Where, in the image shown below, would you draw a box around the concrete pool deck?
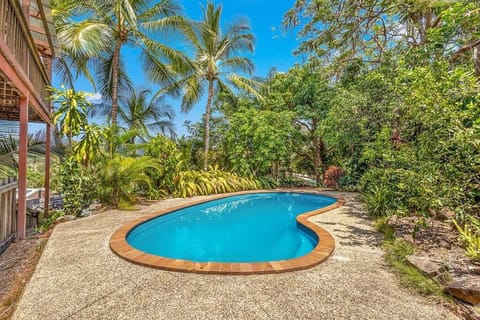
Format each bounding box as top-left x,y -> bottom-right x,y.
13,191 -> 459,319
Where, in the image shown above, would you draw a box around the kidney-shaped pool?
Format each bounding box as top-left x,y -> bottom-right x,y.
110,191 -> 342,274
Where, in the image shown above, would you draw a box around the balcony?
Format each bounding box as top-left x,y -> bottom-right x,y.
0,0 -> 54,123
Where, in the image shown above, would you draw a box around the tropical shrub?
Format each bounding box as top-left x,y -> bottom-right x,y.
27,170 -> 44,188
95,156 -> 161,209
323,166 -> 344,189
173,167 -> 268,198
278,176 -> 307,188
143,135 -> 181,193
59,157 -> 92,216
360,168 -> 434,217
256,176 -> 279,189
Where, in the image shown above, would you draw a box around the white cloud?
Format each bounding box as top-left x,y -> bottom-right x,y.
86,92 -> 103,103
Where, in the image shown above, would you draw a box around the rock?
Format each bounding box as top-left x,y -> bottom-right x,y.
438,209 -> 455,221
55,215 -> 75,222
447,277 -> 480,305
88,203 -> 102,211
79,209 -> 91,217
403,234 -> 415,244
469,266 -> 480,275
388,215 -> 399,225
406,255 -> 447,276
428,208 -> 455,221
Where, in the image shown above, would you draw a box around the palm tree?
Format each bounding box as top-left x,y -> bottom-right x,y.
53,0 -> 191,126
118,88 -> 175,142
178,2 -> 262,170
48,86 -> 91,151
0,132 -> 48,177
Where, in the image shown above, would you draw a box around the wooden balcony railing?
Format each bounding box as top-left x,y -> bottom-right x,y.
0,177 -> 17,254
0,0 -> 51,113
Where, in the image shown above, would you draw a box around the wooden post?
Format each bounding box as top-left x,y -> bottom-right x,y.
17,96 -> 29,239
44,122 -> 51,217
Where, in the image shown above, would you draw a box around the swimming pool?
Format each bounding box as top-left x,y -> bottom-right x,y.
110,191 -> 343,274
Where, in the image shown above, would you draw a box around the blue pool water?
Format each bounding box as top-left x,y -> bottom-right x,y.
127,192 -> 336,262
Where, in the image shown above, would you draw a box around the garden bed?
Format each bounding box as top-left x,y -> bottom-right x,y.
386,215 -> 480,319
0,234 -> 49,320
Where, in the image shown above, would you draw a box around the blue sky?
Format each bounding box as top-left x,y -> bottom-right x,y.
52,0 -> 301,136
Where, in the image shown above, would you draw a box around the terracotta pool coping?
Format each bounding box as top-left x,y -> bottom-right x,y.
109,190 -> 345,275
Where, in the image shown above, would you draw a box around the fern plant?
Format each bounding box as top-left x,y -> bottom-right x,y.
453,215 -> 480,260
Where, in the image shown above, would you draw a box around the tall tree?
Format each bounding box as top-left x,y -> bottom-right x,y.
178,2 -> 262,170
283,0 -> 480,72
53,0 -> 190,126
266,65 -> 333,186
118,88 -> 176,142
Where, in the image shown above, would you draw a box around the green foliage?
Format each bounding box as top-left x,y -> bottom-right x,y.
0,132 -> 48,178
52,0 -> 189,125
59,157 -> 90,216
374,217 -> 395,242
278,176 -> 307,188
266,65 -> 333,185
38,210 -> 65,233
256,176 -> 279,189
453,216 -> 480,260
118,88 -> 175,142
95,156 -> 161,209
48,85 -> 91,149
224,107 -> 295,179
72,124 -> 105,166
375,217 -> 445,296
143,135 -> 181,193
27,170 -> 44,188
175,1 -> 261,170
283,0 -> 480,70
361,186 -> 397,218
173,167 -> 266,198
360,168 -> 434,217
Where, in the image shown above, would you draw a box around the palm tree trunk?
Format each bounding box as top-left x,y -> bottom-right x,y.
111,40 -> 122,126
203,80 -> 214,171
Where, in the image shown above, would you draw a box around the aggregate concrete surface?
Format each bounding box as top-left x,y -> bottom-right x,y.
12,191 -> 459,320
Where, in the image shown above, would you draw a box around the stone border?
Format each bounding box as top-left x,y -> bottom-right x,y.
110,190 -> 345,275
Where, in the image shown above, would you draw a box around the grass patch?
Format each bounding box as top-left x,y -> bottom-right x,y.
374,217 -> 395,241
375,217 -> 446,297
383,239 -> 445,296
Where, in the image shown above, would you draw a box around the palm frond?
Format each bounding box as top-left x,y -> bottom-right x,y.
94,55 -> 133,115
220,57 -> 254,75
57,21 -> 114,57
181,75 -> 204,112
138,0 -> 181,20
227,74 -> 265,102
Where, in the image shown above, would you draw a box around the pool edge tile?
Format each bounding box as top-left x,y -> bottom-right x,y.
109,189 -> 344,275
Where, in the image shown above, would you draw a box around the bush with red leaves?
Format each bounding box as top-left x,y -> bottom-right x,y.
323,166 -> 344,189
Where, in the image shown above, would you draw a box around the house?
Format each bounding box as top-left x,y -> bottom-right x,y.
0,0 -> 56,244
